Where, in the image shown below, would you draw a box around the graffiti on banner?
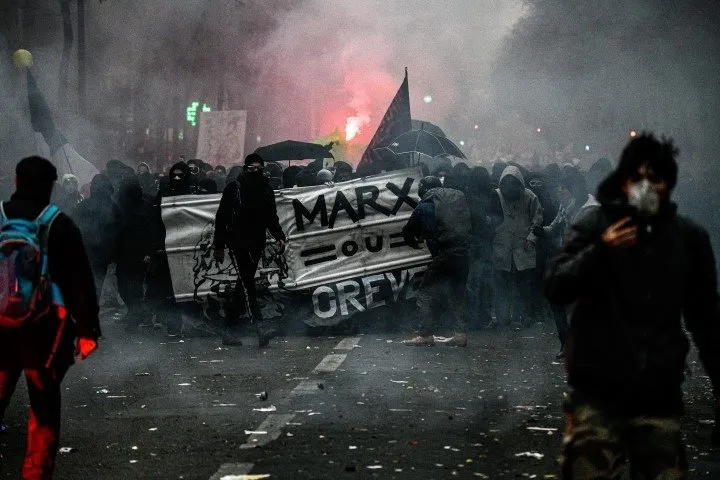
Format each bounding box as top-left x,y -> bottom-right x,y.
161,167 -> 431,326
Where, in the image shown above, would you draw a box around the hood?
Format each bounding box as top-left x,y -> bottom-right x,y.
137,162 -> 151,173
169,161 -> 190,177
499,165 -> 525,188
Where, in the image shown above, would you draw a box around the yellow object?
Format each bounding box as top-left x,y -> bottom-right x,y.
13,49 -> 33,68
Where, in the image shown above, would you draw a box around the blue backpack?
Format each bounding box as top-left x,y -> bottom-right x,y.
0,203 -> 65,328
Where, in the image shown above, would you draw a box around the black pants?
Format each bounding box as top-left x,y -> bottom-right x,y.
552,304 -> 569,349
494,265 -> 535,326
226,246 -> 264,328
146,255 -> 183,333
417,254 -> 469,337
117,260 -> 146,325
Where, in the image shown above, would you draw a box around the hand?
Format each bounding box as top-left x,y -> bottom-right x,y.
214,247 -> 225,264
525,239 -> 536,251
275,239 -> 287,254
602,216 -> 638,249
76,337 -> 97,360
143,255 -> 151,265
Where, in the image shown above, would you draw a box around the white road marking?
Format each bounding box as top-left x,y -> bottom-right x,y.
312,353 -> 347,373
334,336 -> 361,350
291,380 -> 321,395
240,414 -> 296,449
208,463 -> 254,480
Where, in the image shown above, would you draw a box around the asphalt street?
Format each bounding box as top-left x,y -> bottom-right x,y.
1,311 -> 719,479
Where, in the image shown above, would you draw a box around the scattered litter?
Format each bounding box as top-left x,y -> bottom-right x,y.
255,391 -> 269,401
213,403 -> 237,407
515,451 -> 545,460
178,383 -> 191,386
134,373 -> 150,377
58,447 -> 75,453
366,465 -> 383,470
253,405 -> 277,412
96,389 -> 109,394
390,380 -> 408,384
244,430 -> 268,435
106,396 -> 127,399
527,427 -> 558,435
286,432 -> 293,437
389,408 -> 412,412
317,383 -> 325,390
699,419 -> 715,425
349,445 -> 358,450
359,371 -> 368,375
308,412 -> 322,416
148,428 -> 157,432
386,340 -> 393,343
129,460 -> 138,464
131,446 -> 138,450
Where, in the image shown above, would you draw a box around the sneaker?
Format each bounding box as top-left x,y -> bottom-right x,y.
402,335 -> 435,346
445,333 -> 468,347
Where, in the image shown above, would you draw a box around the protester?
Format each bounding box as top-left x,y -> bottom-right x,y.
491,165 -> 543,328
72,174 -> 120,295
137,162 -> 150,175
54,173 -> 84,214
333,161 -> 353,183
115,176 -> 154,333
160,161 -> 195,197
282,165 -> 302,188
265,162 -> 283,190
213,153 -> 287,347
401,176 -> 471,347
0,156 -> 100,479
545,133 -> 720,478
465,167 -> 496,329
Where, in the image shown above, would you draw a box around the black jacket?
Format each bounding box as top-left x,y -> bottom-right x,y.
545,180 -> 720,415
213,175 -> 285,251
0,193 -> 101,369
73,191 -> 120,268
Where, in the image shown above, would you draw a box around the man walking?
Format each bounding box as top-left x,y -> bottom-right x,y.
0,156 -> 100,479
402,176 -> 471,347
545,134 -> 720,479
214,154 -> 286,347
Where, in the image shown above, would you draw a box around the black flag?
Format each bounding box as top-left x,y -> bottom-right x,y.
359,68 -> 411,168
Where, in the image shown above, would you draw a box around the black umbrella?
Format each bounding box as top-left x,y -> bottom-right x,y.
377,129 -> 467,160
411,119 -> 447,137
254,140 -> 334,162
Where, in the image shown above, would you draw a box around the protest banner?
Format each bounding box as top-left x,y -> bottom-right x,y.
196,110 -> 247,165
161,167 -> 431,326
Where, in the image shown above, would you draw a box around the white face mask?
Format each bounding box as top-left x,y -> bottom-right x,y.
439,176 -> 445,186
628,179 -> 660,217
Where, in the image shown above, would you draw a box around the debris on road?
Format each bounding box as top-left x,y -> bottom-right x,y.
254,391 -> 269,401
58,447 -> 76,453
526,427 -> 558,434
244,430 -> 268,435
253,405 -> 277,412
134,372 -> 150,377
515,451 -> 545,460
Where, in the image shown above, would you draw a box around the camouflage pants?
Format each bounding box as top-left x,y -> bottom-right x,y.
561,391 -> 688,480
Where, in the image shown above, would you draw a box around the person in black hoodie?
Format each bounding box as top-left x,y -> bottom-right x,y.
116,177 -> 154,333
213,154 -> 287,347
73,174 -> 120,295
0,156 -> 100,479
545,134 -> 720,478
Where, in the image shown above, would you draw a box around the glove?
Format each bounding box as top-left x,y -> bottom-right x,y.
713,406 -> 720,446
76,338 -> 97,360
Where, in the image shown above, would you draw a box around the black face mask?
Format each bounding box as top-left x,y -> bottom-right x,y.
500,182 -> 523,201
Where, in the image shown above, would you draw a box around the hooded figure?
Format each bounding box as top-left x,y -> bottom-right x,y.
545,133 -> 720,477
490,165 -> 543,328
115,177 -> 154,332
54,173 -> 84,214
160,161 -> 194,197
213,153 -> 287,347
401,176 -> 471,347
72,174 -> 121,293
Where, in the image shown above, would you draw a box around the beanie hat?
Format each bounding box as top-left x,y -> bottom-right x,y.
244,153 -> 265,166
316,169 -> 333,184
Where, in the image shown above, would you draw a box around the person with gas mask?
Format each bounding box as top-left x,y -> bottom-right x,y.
545,133 -> 720,479
213,154 -> 287,347
160,161 -> 195,197
490,165 -> 543,329
401,176 -> 471,347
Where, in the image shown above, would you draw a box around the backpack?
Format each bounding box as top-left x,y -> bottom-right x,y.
429,188 -> 472,248
0,203 -> 65,328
